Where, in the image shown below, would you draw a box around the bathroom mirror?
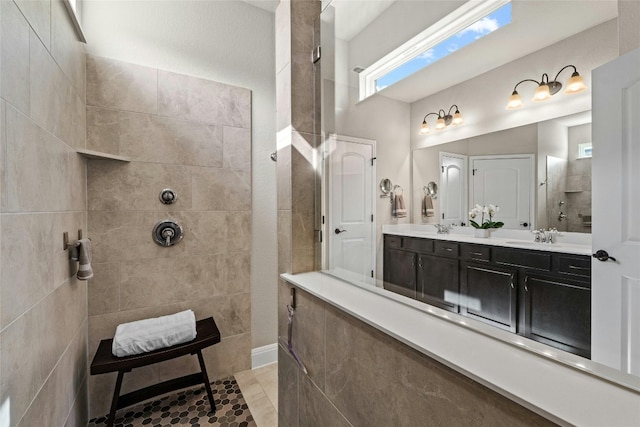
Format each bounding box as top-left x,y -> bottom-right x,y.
319,0 -> 640,388
412,111 -> 592,232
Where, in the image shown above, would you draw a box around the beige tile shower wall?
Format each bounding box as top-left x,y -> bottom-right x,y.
565,123 -> 592,233
0,0 -> 88,426
85,55 -> 252,418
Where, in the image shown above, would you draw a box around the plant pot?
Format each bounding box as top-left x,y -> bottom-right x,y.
474,228 -> 490,238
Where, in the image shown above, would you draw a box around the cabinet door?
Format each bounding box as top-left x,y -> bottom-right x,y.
522,273 -> 591,358
383,248 -> 416,299
417,254 -> 459,312
460,262 -> 517,332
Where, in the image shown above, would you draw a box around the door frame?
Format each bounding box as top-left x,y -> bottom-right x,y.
323,133 -> 377,284
469,154 -> 536,230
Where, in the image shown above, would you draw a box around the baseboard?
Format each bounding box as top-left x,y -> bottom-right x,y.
251,343 -> 278,369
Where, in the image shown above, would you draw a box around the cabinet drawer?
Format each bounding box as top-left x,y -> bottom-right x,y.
384,235 -> 402,249
434,241 -> 459,258
494,247 -> 551,271
404,237 -> 434,253
557,255 -> 591,279
460,244 -> 491,262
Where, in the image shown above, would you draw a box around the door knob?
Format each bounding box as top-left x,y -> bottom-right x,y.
592,250 -> 617,262
334,228 -> 347,234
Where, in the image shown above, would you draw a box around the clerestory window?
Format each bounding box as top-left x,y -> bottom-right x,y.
359,0 -> 512,100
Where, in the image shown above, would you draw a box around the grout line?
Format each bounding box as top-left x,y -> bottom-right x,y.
84,104 -> 250,130
62,370 -> 89,427
0,275 -> 83,334
3,96 -> 82,153
13,317 -> 88,427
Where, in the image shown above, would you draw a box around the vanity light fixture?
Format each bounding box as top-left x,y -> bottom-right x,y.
506,65 -> 587,110
419,105 -> 463,135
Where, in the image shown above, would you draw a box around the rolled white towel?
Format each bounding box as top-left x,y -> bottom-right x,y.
112,310 -> 197,357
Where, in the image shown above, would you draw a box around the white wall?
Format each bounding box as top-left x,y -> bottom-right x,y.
619,0 -> 640,55
82,0 -> 277,349
334,89 -> 411,282
328,31 -> 411,282
568,123 -> 592,162
410,19 -> 618,150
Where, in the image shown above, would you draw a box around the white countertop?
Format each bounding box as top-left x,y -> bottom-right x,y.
383,224 -> 592,256
281,271 -> 640,427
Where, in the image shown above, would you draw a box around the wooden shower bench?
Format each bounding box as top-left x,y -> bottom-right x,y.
90,317 -> 221,427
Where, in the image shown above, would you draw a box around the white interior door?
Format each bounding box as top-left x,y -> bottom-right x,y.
439,153 -> 467,226
592,48 -> 640,375
470,155 -> 534,230
328,135 -> 375,285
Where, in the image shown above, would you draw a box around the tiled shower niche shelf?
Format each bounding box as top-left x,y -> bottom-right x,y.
77,149 -> 131,162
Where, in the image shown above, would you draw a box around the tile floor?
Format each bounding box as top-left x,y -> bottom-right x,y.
86,364 -> 278,427
234,363 -> 278,427
87,377 -> 255,427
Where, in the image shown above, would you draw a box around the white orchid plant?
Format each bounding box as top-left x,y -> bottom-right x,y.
469,204 -> 504,229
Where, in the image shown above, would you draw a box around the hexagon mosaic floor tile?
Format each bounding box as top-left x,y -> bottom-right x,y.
88,377 -> 256,427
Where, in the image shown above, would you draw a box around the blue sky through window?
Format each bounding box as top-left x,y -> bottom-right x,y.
375,3 -> 512,91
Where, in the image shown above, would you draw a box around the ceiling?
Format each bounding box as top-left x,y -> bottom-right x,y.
330,0 -> 619,104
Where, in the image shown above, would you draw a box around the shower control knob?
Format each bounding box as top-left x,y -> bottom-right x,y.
152,220 -> 184,247
159,189 -> 178,204
161,228 -> 175,246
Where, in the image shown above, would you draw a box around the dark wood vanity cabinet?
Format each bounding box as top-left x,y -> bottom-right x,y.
460,262 -> 517,333
417,254 -> 459,312
383,247 -> 417,299
383,234 -> 592,358
521,272 -> 591,358
383,236 -> 458,312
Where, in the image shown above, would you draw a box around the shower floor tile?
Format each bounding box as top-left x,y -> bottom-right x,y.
88,376 -> 255,427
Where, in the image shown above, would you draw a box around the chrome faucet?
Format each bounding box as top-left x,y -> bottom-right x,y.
532,228 -> 559,243
434,224 -> 452,234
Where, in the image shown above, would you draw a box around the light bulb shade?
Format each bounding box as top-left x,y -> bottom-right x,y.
419,121 -> 430,135
506,91 -> 523,109
564,72 -> 586,94
435,117 -> 446,130
532,83 -> 552,102
452,111 -> 463,125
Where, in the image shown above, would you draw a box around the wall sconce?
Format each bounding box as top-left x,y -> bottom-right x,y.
419,105 -> 463,135
506,65 -> 587,110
